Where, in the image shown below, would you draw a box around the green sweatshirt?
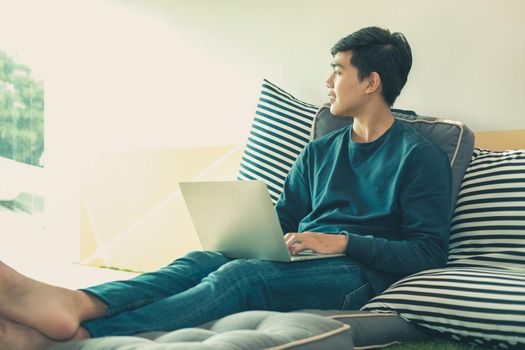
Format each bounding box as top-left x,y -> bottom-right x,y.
275,120 -> 452,294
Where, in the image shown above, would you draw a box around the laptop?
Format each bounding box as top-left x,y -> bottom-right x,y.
179,180 -> 344,262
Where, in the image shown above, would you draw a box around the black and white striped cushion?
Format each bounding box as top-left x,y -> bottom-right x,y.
363,267 -> 525,349
448,149 -> 525,270
237,79 -> 318,202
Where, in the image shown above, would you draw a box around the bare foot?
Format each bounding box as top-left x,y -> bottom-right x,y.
0,316 -> 91,350
0,260 -> 105,340
0,316 -> 58,350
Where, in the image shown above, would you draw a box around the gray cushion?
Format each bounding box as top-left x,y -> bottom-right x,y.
48,311 -> 353,350
47,310 -> 426,350
301,310 -> 428,348
311,105 -> 475,214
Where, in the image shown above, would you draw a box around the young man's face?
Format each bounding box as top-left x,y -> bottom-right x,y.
325,51 -> 369,117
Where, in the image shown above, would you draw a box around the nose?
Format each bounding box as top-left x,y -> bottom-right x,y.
325,73 -> 334,88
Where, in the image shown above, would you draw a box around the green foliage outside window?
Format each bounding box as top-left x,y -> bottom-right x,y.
0,49 -> 44,167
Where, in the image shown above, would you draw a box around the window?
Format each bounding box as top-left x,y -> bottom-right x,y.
0,49 -> 44,214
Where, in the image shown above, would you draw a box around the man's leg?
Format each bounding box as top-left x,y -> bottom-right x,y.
0,251 -> 230,340
82,251 -> 231,316
82,257 -> 372,337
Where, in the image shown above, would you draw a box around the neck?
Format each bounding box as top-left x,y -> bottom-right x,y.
351,103 -> 395,143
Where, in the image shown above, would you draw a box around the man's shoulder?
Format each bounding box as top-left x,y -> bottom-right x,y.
393,121 -> 449,165
395,121 -> 440,151
309,125 -> 350,149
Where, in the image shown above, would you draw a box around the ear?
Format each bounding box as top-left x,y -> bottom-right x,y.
365,72 -> 381,94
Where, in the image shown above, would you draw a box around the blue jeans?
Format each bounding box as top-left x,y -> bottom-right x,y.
81,251 -> 373,337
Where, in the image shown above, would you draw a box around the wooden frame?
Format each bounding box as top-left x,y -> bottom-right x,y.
474,129 -> 525,150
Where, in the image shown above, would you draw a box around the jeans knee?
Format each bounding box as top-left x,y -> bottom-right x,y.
212,259 -> 262,286
170,251 -> 228,265
184,250 -> 219,260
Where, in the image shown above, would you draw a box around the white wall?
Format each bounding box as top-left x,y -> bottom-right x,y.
4,0 -> 522,155
2,0 -> 524,151
110,0 -> 525,135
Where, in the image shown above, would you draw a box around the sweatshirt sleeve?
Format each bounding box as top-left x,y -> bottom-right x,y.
345,145 -> 452,275
274,147 -> 313,234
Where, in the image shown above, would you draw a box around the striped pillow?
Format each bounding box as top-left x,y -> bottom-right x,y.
448,148 -> 525,271
362,267 -> 525,349
237,79 -> 319,203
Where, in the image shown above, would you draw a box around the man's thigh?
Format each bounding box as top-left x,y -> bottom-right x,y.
249,257 -> 373,311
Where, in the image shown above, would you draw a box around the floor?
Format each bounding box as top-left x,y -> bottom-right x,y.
0,209 -> 137,289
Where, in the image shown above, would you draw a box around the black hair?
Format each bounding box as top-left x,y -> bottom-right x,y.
331,26 -> 412,106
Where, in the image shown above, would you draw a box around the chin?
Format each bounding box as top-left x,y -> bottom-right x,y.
330,104 -> 352,117
329,104 -> 341,116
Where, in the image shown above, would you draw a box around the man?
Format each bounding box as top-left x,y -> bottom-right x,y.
0,26 -> 451,350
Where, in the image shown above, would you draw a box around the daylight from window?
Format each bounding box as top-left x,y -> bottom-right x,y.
0,48 -> 44,213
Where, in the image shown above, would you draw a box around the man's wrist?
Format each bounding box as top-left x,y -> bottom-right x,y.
338,230 -> 349,252
338,230 -> 349,238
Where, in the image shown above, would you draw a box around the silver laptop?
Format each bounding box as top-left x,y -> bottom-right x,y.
179,180 -> 344,262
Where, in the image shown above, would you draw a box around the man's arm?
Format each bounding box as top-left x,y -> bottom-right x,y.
345,146 -> 452,275
274,147 -> 313,234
